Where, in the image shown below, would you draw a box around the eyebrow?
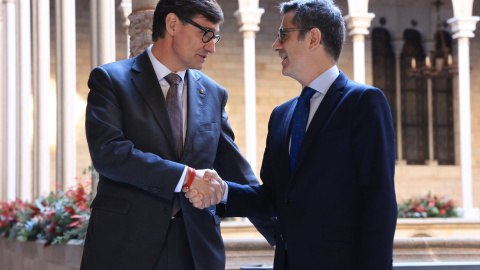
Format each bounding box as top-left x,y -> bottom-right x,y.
202,23 -> 220,33
208,27 -> 220,33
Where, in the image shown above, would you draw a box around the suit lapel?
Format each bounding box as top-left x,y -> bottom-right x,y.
130,50 -> 177,156
182,70 -> 205,161
291,72 -> 348,177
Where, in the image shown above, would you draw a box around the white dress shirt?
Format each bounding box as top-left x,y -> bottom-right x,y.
147,46 -> 229,201
147,46 -> 188,192
289,65 -> 340,151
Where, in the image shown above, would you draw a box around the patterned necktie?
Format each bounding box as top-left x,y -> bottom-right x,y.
290,87 -> 316,174
165,73 -> 183,218
164,73 -> 183,158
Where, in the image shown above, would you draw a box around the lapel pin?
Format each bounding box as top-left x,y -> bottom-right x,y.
200,89 -> 204,94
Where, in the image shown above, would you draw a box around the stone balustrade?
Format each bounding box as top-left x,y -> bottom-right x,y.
222,218 -> 480,239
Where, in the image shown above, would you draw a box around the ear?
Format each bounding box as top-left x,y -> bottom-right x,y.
165,13 -> 179,37
308,28 -> 322,51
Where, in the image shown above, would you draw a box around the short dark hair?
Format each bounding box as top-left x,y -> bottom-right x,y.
280,0 -> 346,62
152,0 -> 224,42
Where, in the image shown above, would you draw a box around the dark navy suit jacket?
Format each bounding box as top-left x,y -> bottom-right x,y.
224,72 -> 397,270
81,50 -> 275,270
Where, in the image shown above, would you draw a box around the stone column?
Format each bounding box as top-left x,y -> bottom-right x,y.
32,0 -> 51,197
0,1 -> 4,202
97,0 -> 116,65
344,13 -> 375,84
393,41 -> 405,165
426,77 -> 436,165
234,8 -> 264,174
424,42 -> 437,166
89,0 -> 117,194
90,0 -> 98,68
120,0 -> 132,58
0,1 -> 5,202
16,0 -> 32,201
2,0 -> 17,201
129,0 -> 156,57
55,0 -> 76,191
447,15 -> 480,218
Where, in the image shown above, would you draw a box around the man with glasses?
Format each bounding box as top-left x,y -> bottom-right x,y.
187,0 -> 397,269
81,0 -> 275,269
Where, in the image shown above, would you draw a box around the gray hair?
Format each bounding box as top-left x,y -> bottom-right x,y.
279,0 -> 346,62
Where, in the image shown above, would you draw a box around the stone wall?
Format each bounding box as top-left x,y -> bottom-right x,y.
469,0 -> 480,209
0,238 -> 83,270
394,238 -> 480,263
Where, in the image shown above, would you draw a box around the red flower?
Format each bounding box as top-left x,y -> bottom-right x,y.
64,206 -> 76,215
46,211 -> 55,220
45,222 -> 58,234
29,206 -> 41,218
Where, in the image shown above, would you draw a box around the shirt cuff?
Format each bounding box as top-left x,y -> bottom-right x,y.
174,166 -> 188,192
221,182 -> 229,204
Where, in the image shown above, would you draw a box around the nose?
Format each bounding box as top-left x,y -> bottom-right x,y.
205,39 -> 216,54
272,37 -> 282,51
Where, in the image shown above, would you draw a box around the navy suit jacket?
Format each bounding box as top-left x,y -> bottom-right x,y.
224,72 -> 397,270
81,50 -> 275,270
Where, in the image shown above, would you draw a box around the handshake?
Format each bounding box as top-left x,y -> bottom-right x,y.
182,169 -> 226,209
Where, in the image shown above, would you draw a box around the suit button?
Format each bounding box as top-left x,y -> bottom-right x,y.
163,207 -> 171,215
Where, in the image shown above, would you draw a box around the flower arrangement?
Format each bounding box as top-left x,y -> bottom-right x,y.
0,184 -> 92,246
397,192 -> 459,218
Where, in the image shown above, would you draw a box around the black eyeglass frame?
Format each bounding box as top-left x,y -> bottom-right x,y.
277,27 -> 312,44
183,19 -> 221,44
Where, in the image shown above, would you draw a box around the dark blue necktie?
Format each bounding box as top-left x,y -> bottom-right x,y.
290,87 -> 316,174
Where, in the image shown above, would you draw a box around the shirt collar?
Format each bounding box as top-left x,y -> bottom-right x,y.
307,65 -> 340,94
147,45 -> 186,83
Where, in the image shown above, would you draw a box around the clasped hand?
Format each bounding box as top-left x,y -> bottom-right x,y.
182,169 -> 225,209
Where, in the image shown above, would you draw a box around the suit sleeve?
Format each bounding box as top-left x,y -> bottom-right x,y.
212,89 -> 277,246
86,67 -> 185,202
351,88 -> 397,269
222,105 -> 281,220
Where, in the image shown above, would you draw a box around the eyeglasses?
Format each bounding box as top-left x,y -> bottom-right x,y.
184,19 -> 221,44
277,28 -> 311,44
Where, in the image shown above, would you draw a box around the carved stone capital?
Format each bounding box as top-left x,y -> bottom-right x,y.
344,13 -> 375,36
233,8 -> 265,32
128,10 -> 154,58
447,16 -> 480,39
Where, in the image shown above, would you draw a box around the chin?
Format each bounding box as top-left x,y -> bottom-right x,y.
193,63 -> 204,70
